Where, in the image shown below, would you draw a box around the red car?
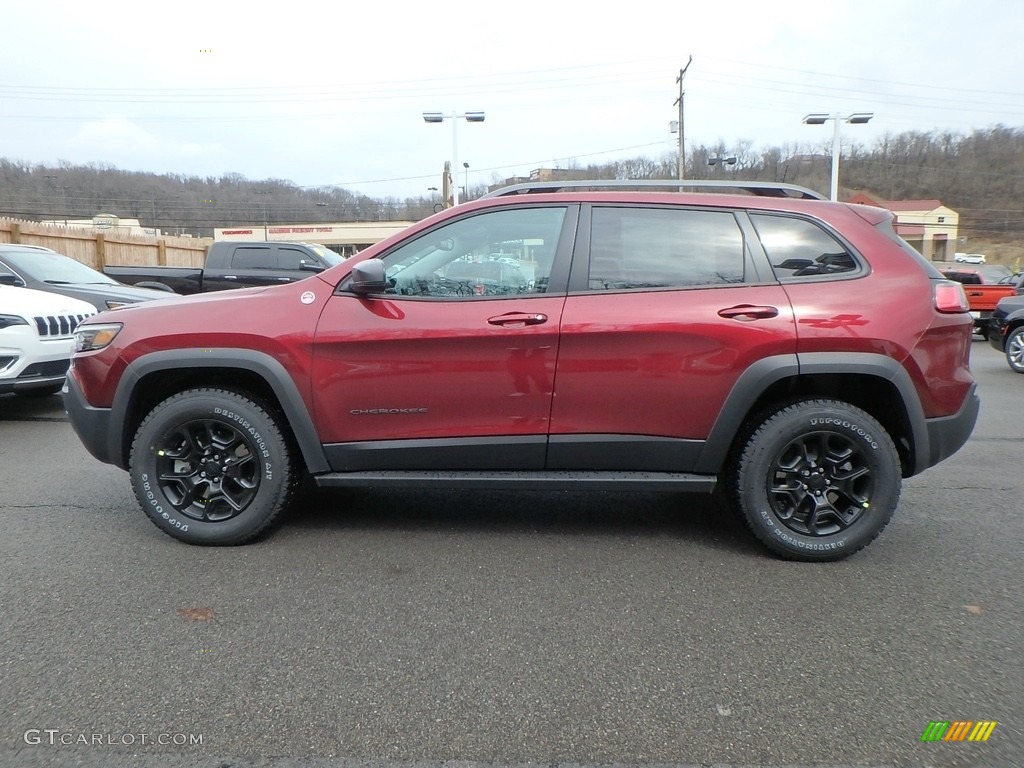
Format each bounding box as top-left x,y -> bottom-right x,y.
64,180 -> 979,561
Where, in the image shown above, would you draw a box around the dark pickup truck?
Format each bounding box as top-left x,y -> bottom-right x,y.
105,241 -> 343,295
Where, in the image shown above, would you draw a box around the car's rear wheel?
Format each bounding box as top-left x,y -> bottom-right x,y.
1005,326 -> 1024,373
730,400 -> 900,561
129,388 -> 297,545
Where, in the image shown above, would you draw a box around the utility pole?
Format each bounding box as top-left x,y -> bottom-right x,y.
675,56 -> 693,182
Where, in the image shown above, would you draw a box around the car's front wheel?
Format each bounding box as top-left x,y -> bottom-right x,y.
129,388 -> 297,545
1005,326 -> 1024,374
730,400 -> 901,561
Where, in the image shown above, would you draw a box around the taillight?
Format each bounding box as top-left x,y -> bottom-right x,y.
934,280 -> 969,313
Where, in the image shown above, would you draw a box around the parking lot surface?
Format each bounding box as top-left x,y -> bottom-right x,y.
1,341 -> 1021,768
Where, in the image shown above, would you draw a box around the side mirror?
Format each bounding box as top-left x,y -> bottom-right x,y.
348,259 -> 388,294
300,260 -> 325,273
0,273 -> 24,287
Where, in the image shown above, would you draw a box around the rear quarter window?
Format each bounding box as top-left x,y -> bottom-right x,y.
230,246 -> 274,269
750,214 -> 862,280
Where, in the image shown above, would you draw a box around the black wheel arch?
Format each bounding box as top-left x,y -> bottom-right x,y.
696,353 -> 927,478
107,348 -> 329,474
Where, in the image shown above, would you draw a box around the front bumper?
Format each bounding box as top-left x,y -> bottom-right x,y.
62,373 -> 117,466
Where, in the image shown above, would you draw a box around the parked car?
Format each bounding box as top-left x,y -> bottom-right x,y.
0,245 -> 172,312
997,271 -> 1024,292
0,285 -> 95,396
954,252 -> 986,264
64,179 -> 979,562
987,292 -> 1024,373
104,241 -> 343,295
940,268 -> 1018,336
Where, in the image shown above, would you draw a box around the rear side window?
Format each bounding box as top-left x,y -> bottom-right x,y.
750,214 -> 860,280
588,207 -> 745,291
230,246 -> 274,269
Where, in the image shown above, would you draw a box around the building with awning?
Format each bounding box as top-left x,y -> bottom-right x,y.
849,194 -> 959,262
213,221 -> 415,256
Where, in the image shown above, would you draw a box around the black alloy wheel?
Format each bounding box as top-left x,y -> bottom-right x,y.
153,418 -> 261,522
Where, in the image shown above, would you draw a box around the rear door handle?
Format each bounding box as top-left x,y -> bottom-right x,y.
487,312 -> 548,327
718,304 -> 779,320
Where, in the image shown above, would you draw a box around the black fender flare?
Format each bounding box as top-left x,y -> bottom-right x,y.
695,352 -> 928,476
107,348 -> 329,473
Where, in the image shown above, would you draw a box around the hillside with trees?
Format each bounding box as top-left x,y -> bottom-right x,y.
1,125 -> 1021,260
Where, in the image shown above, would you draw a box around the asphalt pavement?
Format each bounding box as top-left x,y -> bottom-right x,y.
0,340 -> 1020,768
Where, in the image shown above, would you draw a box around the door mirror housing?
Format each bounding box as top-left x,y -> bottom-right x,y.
348,259 -> 388,294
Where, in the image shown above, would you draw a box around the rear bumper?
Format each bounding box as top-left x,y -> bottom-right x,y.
922,382 -> 979,472
62,373 -> 117,466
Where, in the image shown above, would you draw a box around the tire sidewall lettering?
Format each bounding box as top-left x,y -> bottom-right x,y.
213,407 -> 271,458
807,417 -> 879,450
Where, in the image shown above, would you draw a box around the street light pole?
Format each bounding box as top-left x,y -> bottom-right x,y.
422,111 -> 485,207
463,162 -> 470,200
803,112 -> 874,201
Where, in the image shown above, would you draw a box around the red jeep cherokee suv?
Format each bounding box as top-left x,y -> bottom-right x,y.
64,181 -> 979,561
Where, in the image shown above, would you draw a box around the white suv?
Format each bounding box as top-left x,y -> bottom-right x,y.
954,252 -> 987,264
0,285 -> 95,396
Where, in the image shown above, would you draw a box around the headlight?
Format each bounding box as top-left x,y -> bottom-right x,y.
0,314 -> 30,330
105,299 -> 133,309
74,323 -> 122,352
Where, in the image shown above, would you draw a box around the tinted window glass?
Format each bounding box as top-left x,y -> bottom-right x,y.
278,248 -> 315,271
750,214 -> 859,279
381,207 -> 566,298
231,247 -> 274,269
588,207 -> 744,291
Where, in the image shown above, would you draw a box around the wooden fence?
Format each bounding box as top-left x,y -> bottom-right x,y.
0,218 -> 210,270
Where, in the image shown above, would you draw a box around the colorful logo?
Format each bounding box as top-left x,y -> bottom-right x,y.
921,721 -> 998,742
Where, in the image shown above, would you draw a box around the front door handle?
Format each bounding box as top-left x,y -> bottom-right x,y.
487,312 -> 548,327
718,304 -> 779,320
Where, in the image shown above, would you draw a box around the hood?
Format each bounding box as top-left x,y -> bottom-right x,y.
0,284 -> 96,318
30,280 -> 173,310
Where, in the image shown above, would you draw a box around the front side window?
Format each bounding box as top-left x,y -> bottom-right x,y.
381,207 -> 566,298
750,214 -> 860,279
278,248 -> 317,271
587,207 -> 745,291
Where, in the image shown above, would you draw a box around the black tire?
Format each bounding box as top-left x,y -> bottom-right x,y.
1005,326 -> 1024,374
729,399 -> 901,562
129,388 -> 297,545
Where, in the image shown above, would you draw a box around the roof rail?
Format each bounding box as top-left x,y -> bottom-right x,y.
481,179 -> 826,201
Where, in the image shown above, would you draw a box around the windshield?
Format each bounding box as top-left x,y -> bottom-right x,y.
2,248 -> 117,284
306,243 -> 343,266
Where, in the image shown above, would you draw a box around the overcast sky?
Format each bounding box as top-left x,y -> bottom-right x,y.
2,0 -> 1022,200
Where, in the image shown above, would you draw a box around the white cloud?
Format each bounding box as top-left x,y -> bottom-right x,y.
64,117 -> 222,172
